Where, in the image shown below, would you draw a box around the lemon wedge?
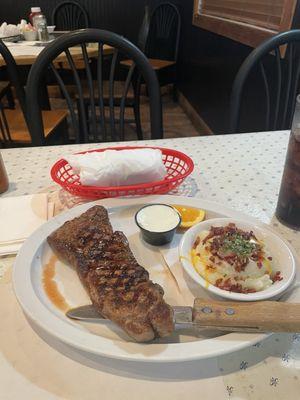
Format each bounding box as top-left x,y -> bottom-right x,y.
172,205 -> 206,228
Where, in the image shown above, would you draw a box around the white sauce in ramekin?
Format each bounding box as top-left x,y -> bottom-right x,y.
136,205 -> 180,232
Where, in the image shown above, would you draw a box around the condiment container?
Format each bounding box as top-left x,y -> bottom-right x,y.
0,152 -> 9,194
23,30 -> 38,41
34,14 -> 49,41
135,204 -> 181,246
276,95 -> 300,230
29,7 -> 42,25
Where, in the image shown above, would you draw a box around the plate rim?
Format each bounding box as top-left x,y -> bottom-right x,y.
13,195 -> 297,363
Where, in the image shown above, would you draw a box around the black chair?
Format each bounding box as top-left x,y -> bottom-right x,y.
0,39 -> 68,147
26,29 -> 163,146
124,3 -> 181,82
121,3 -> 181,138
145,2 -> 181,64
230,30 -> 300,133
51,0 -> 89,30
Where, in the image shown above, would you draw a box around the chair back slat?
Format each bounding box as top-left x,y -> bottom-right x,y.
63,48 -> 89,142
145,3 -> 181,62
137,6 -> 151,52
96,43 -> 107,141
108,49 -> 118,141
282,44 -> 294,130
81,43 -> 97,141
258,61 -> 271,132
273,48 -> 282,130
49,62 -> 80,142
119,63 -> 136,141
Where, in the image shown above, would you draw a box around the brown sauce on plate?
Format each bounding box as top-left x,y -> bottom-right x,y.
42,254 -> 69,312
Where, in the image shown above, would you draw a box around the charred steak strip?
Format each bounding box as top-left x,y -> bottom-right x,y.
47,205 -> 174,342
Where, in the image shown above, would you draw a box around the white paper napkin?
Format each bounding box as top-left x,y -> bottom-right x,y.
0,194 -> 48,255
5,44 -> 44,57
65,149 -> 167,186
0,242 -> 22,256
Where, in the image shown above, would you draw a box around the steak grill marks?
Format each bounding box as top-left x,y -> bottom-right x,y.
47,205 -> 174,342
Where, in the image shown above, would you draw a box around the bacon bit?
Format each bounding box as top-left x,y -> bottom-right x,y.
193,237 -> 200,249
200,223 -> 265,273
196,223 -> 279,294
215,279 -> 256,294
206,264 -> 216,271
272,271 -> 283,282
215,278 -> 223,287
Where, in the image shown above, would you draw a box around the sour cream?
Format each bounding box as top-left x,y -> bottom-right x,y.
136,204 -> 181,232
191,228 -> 277,293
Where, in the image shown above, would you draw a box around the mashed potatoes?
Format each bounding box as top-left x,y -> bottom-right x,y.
191,223 -> 282,293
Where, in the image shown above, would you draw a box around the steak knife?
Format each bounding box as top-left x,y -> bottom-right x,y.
66,298 -> 300,333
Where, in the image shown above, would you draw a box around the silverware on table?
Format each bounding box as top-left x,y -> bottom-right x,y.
66,298 -> 300,334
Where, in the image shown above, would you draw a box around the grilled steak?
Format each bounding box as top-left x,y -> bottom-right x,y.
47,205 -> 174,342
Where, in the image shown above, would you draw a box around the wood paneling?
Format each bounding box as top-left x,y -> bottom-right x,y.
193,13 -> 276,48
193,0 -> 298,48
201,0 -> 284,30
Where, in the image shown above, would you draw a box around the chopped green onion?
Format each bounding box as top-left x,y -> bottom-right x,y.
221,233 -> 259,258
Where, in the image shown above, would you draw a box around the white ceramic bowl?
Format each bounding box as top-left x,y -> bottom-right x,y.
179,217 -> 296,301
47,25 -> 56,33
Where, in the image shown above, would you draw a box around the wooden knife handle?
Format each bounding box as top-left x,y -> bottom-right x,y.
193,298 -> 300,333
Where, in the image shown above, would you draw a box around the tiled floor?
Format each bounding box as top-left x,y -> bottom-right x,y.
124,94 -> 201,141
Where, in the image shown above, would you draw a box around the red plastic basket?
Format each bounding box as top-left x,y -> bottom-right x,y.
50,146 -> 194,199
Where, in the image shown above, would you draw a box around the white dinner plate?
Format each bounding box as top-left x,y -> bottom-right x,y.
13,195 -> 300,363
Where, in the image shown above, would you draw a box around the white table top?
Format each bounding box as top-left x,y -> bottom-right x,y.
0,130 -> 300,400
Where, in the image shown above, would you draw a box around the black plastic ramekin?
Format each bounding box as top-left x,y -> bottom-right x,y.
135,204 -> 181,246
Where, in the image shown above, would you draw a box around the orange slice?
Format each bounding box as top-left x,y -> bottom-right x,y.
173,205 -> 206,228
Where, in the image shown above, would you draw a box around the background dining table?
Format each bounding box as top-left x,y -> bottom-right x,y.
0,130 -> 300,400
0,37 -> 113,66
